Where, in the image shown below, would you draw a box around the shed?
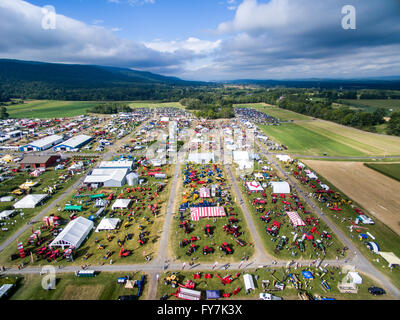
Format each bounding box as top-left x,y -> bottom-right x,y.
19,155 -> 60,169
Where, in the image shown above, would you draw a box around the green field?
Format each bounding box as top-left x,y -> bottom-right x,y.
7,100 -> 102,118
340,99 -> 400,113
364,163 -> 400,182
2,272 -> 148,300
259,123 -> 367,157
6,100 -> 185,119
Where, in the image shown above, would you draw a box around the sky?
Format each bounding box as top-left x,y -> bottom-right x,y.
0,0 -> 400,81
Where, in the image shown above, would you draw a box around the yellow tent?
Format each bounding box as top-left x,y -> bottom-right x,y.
1,154 -> 13,163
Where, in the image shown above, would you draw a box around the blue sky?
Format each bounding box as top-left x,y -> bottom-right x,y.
1,0 -> 400,81
27,0 -> 236,42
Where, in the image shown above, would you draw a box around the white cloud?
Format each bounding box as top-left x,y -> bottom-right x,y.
144,37 -> 221,54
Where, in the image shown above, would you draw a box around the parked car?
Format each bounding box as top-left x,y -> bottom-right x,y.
368,286 -> 386,296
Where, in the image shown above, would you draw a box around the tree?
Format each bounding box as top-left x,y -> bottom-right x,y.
387,112 -> 400,136
0,107 -> 9,120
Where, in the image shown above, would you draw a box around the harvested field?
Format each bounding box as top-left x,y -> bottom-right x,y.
304,160 -> 400,236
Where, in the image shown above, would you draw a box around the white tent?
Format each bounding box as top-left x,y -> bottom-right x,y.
271,182 -> 291,194
276,154 -> 292,162
246,181 -> 264,192
233,151 -> 250,162
0,210 -> 15,220
95,218 -> 121,232
112,199 -> 131,210
379,252 -> 400,267
243,274 -> 255,292
50,216 -> 93,250
347,272 -> 363,284
13,194 -> 48,209
307,172 -> 318,180
187,152 -> 214,164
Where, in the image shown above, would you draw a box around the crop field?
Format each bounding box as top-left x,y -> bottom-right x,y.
157,267 -> 389,300
340,99 -> 400,113
364,163 -> 400,182
3,272 -> 148,300
170,164 -> 255,263
128,101 -> 184,109
6,100 -> 102,118
259,123 -> 367,157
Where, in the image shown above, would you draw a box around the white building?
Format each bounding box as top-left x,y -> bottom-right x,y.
13,194 -> 48,209
84,168 -> 128,187
19,135 -> 64,152
53,134 -> 92,151
187,152 -> 215,164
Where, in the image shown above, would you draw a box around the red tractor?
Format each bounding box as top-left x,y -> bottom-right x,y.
266,226 -> 279,237
179,220 -> 191,234
260,215 -> 271,223
179,239 -> 190,247
203,246 -> 214,255
219,242 -> 233,255
186,243 -> 197,256
253,198 -> 266,205
216,273 -> 233,285
204,224 -> 213,237
321,231 -> 332,239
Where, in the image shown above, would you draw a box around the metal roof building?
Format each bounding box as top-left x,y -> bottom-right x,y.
19,135 -> 64,152
53,134 -> 92,151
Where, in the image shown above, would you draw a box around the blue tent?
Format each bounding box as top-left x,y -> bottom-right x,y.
302,270 -> 314,279
206,290 -> 220,299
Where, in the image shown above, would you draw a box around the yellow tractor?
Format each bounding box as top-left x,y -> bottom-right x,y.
164,274 -> 178,288
97,243 -> 105,250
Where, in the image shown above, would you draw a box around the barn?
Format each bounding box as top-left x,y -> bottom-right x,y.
19,155 -> 60,169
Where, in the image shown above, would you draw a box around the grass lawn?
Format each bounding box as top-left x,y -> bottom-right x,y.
364,163 -> 400,182
170,164 -> 255,263
2,271 -> 148,300
156,266 -> 390,300
128,101 -> 184,109
287,160 -> 400,290
259,123 -> 367,157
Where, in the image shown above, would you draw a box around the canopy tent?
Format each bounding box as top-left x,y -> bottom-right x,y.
112,199 -> 131,210
378,252 -> 400,267
190,206 -> 226,221
306,172 -> 318,180
276,154 -> 292,162
246,181 -> 264,192
13,194 -> 48,209
243,274 -> 255,292
366,241 -> 380,253
1,154 -> 13,163
347,272 -> 363,284
271,181 -> 291,194
0,210 -> 15,220
95,218 -> 121,232
302,270 -> 314,279
206,290 -> 220,300
199,187 -> 211,198
50,216 -> 93,250
286,211 -> 305,227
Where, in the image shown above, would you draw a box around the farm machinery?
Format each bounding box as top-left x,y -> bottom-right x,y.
222,224 -> 242,238
275,236 -> 287,251
216,274 -> 233,285
164,274 -> 178,288
204,224 -> 213,237
219,242 -> 233,255
186,243 -> 197,256
203,246 -> 214,255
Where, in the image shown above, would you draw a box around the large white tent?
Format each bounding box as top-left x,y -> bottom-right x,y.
276,154 -> 292,162
112,199 -> 131,210
187,153 -> 214,164
379,252 -> 400,267
0,210 -> 15,220
271,182 -> 291,194
243,274 -> 255,292
13,194 -> 48,209
50,216 -> 94,250
95,218 -> 121,232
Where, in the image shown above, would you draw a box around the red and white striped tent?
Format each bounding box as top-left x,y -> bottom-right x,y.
199,187 -> 211,198
190,206 -> 226,221
286,211 -> 305,227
